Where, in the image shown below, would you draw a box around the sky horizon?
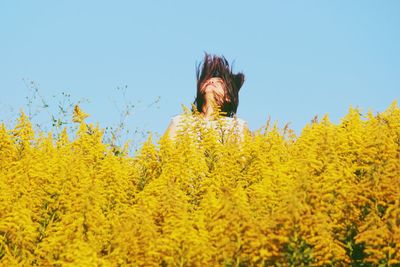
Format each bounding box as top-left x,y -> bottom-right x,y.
1,1 -> 399,145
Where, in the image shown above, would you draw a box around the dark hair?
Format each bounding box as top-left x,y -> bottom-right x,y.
193,53 -> 245,117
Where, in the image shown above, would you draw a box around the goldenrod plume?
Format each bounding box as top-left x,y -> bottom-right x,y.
73,105 -> 89,123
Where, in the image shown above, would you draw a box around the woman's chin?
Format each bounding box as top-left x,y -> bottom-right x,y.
203,87 -> 214,94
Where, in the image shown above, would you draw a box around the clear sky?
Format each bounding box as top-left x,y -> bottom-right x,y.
1,1 -> 399,144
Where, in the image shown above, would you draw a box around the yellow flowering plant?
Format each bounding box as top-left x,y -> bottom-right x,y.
0,102 -> 399,266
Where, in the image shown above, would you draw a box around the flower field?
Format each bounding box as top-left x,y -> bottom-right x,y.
1,102 -> 400,266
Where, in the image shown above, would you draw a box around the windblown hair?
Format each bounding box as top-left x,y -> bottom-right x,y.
194,53 -> 245,117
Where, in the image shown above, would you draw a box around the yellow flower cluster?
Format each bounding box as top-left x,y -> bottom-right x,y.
0,102 -> 399,266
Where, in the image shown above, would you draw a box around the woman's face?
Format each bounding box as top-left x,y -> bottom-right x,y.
200,77 -> 226,104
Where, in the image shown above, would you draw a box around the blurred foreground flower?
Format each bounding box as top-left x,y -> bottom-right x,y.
73,105 -> 89,123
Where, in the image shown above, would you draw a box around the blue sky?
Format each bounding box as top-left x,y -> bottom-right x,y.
1,1 -> 399,144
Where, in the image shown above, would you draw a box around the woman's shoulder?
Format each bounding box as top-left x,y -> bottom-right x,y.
170,113 -> 196,126
223,116 -> 247,125
171,114 -> 184,123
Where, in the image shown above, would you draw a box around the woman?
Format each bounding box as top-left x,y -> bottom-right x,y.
165,53 -> 248,140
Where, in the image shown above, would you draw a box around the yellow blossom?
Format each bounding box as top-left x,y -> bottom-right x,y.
72,105 -> 89,123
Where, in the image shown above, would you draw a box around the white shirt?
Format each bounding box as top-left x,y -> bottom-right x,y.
166,114 -> 248,141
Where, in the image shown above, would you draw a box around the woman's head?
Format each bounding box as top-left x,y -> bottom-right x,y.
194,53 -> 245,117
